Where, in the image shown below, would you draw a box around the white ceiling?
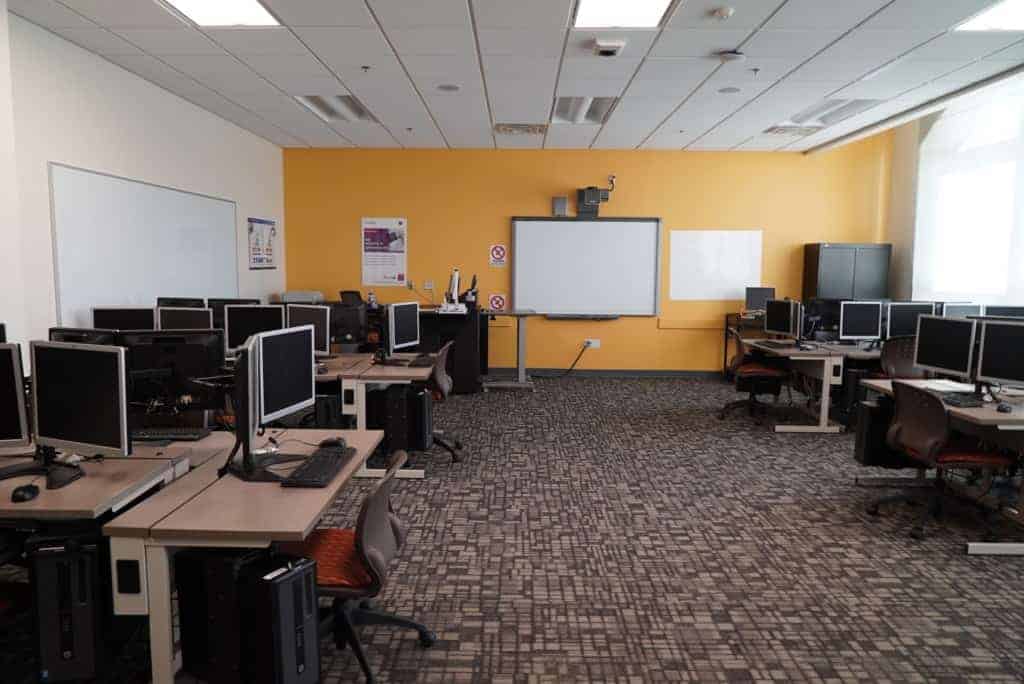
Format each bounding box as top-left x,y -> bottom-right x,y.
8,0 -> 1024,151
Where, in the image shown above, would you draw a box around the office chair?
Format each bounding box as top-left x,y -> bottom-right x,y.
869,382 -> 1015,539
339,290 -> 364,306
427,341 -> 465,463
880,336 -> 930,378
280,452 -> 435,684
719,327 -> 789,423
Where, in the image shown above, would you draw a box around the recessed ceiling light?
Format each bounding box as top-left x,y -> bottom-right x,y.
574,0 -> 674,28
718,87 -> 741,94
437,84 -> 461,93
163,0 -> 278,26
956,0 -> 1024,31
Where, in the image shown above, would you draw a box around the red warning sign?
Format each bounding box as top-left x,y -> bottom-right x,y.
488,294 -> 507,312
489,244 -> 507,267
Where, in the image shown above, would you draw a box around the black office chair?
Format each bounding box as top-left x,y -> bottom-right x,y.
880,336 -> 931,379
280,453 -> 435,683
719,328 -> 790,423
339,290 -> 364,306
427,342 -> 464,463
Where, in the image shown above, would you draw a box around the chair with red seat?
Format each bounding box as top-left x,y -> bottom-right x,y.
880,336 -> 931,379
718,327 -> 790,423
280,452 -> 435,683
869,381 -> 1016,539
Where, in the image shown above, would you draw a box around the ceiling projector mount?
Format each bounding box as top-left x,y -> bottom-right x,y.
577,175 -> 616,218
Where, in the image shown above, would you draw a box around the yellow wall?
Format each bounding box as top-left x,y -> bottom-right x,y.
284,133 -> 894,371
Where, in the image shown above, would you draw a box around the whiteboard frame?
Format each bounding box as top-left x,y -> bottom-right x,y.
512,217 -> 662,317
48,162 -> 239,326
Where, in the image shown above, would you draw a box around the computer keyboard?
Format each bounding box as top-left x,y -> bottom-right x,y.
133,427 -> 211,442
409,354 -> 434,368
281,444 -> 356,488
941,393 -> 984,409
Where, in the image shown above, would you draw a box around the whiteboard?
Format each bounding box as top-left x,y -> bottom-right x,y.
669,230 -> 762,301
513,218 -> 660,316
51,164 -> 239,327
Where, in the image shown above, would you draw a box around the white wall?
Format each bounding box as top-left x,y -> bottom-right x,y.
0,1 -> 28,345
885,118 -> 925,301
8,15 -> 285,344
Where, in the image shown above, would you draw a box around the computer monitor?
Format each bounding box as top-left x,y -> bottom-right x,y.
48,327 -> 119,345
208,297 -> 261,329
158,307 -> 214,330
0,344 -> 29,448
886,302 -> 935,338
157,297 -> 206,309
943,303 -> 982,318
0,323 -> 5,343
840,301 -> 882,341
287,305 -> 331,356
224,305 -> 284,355
977,320 -> 1024,388
387,302 -> 420,355
745,287 -> 775,312
32,341 -> 130,457
258,326 -> 316,424
93,307 -> 156,330
119,330 -> 225,409
765,299 -> 799,339
983,305 -> 1024,318
913,315 -> 977,379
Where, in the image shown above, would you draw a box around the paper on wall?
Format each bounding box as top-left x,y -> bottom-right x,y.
362,217 -> 407,286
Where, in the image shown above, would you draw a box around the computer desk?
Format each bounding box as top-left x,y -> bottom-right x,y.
747,341 -> 847,433
103,428 -> 383,684
861,378 -> 1024,557
481,309 -> 537,391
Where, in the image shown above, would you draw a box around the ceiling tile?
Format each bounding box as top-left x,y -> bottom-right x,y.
633,57 -> 718,82
641,129 -> 696,149
712,56 -> 802,82
487,80 -> 554,122
742,29 -> 844,59
933,60 -> 1021,88
483,56 -> 560,81
274,73 -> 352,96
59,0 -> 186,28
764,0 -> 890,30
404,55 -> 486,94
425,94 -> 493,147
556,78 -> 628,97
495,132 -> 543,148
161,54 -> 278,95
861,59 -> 966,88
293,27 -> 395,67
105,53 -> 211,94
625,78 -> 705,98
831,80 -> 917,100
668,0 -> 787,30
545,124 -> 601,148
478,28 -> 566,57
734,135 -> 790,151
260,0 -> 376,27
386,27 -> 477,56
329,57 -> 409,87
472,0 -> 573,28
986,40 -> 1024,62
652,29 -> 754,58
564,29 -> 658,59
330,122 -> 400,146
205,27 -> 310,56
788,56 -> 884,82
51,27 -> 143,55
367,0 -> 471,28
114,27 -> 223,55
820,29 -> 937,64
389,123 -> 448,148
238,53 -> 344,93
7,0 -> 96,28
904,32 -> 1023,63
863,0 -> 1002,31
560,57 -> 642,81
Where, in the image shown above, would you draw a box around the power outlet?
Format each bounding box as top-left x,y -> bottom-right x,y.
584,338 -> 601,349
424,280 -> 434,290
406,280 -> 414,290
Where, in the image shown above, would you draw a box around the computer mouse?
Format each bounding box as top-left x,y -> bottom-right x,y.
319,437 -> 346,449
316,363 -> 328,375
998,403 -> 1013,414
11,484 -> 39,503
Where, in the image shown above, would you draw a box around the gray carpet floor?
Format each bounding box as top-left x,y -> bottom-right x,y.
315,376 -> 1024,683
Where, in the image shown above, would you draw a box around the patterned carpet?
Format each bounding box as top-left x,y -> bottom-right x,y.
315,376 -> 1024,683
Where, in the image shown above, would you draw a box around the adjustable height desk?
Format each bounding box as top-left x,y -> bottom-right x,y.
482,309 -> 536,391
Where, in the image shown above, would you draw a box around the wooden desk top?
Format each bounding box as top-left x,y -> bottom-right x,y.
748,340 -> 835,359
360,361 -> 432,382
0,457 -> 179,521
316,354 -> 374,382
150,429 -> 383,544
104,457 -> 222,538
861,379 -> 1024,428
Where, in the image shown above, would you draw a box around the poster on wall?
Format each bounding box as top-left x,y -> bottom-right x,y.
362,217 -> 407,286
248,218 -> 277,270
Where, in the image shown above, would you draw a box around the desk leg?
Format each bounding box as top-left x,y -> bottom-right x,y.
352,382 -> 426,480
775,357 -> 843,434
483,317 -> 535,391
147,545 -> 179,684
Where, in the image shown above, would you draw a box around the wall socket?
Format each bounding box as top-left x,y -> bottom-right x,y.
424,280 -> 434,290
584,338 -> 601,349
406,280 -> 414,290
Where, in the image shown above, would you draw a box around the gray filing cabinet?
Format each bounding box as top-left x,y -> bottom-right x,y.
803,243 -> 891,301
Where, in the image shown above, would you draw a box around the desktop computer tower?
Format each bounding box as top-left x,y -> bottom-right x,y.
28,535 -> 103,682
367,385 -> 433,452
854,398 -> 913,468
407,387 -> 434,451
238,555 -> 320,684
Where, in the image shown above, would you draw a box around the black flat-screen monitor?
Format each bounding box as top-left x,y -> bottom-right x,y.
208,298 -> 260,329
158,307 -> 214,330
120,329 -> 225,406
287,305 -> 331,355
48,327 -> 119,345
978,320 -> 1024,387
840,301 -> 882,340
914,316 -> 976,379
0,323 -> 5,343
157,297 -> 206,309
984,305 -> 1024,319
31,342 -> 129,457
745,287 -> 775,311
765,299 -> 799,338
93,307 -> 156,330
887,303 -> 934,338
257,326 -> 315,424
0,344 -> 29,447
943,303 -> 982,318
225,305 -> 284,355
387,302 -> 420,355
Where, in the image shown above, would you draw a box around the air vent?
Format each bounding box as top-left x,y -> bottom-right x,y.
294,95 -> 377,123
552,97 -> 617,125
494,123 -> 548,136
789,98 -> 881,127
764,125 -> 824,137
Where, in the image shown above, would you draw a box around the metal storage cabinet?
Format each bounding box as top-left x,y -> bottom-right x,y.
803,243 -> 891,301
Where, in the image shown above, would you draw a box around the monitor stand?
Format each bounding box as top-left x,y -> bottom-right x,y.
0,446 -> 84,489
223,440 -> 308,483
373,350 -> 410,366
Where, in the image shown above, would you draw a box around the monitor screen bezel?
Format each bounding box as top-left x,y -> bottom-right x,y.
744,287 -> 775,311
157,307 -> 214,331
388,302 -> 421,352
0,344 -> 29,448
840,301 -> 883,341
913,315 -> 977,380
256,325 -> 316,425
983,305 -> 1024,318
286,304 -> 331,356
31,341 -> 129,457
942,303 -> 982,318
886,302 -> 935,339
977,319 -> 1024,387
764,299 -> 795,338
91,306 -> 156,330
224,304 -> 285,356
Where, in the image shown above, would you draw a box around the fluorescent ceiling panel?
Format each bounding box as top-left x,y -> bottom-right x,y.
164,0 -> 279,27
957,0 -> 1024,31
574,0 -> 673,28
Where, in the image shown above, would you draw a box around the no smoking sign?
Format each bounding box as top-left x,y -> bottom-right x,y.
488,294 -> 507,312
489,244 -> 507,267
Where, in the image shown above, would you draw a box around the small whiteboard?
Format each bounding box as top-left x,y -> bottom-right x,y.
670,230 -> 762,301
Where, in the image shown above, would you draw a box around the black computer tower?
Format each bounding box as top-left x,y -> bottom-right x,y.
368,385 -> 433,452
238,555 -> 320,684
854,398 -> 916,468
28,536 -> 102,682
407,387 -> 434,451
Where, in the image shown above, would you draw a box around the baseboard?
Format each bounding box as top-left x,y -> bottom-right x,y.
485,368 -> 721,379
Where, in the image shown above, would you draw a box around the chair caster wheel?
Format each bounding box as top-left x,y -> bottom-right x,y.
419,631 -> 437,648
455,441 -> 463,450
909,527 -> 925,540
866,506 -> 880,517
